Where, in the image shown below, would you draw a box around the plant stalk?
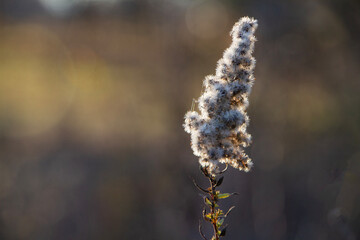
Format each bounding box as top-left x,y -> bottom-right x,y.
209,176 -> 220,240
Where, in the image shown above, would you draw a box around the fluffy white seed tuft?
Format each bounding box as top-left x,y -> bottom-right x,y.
184,17 -> 258,175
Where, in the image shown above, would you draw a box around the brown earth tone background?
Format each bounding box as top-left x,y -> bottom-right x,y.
0,0 -> 359,239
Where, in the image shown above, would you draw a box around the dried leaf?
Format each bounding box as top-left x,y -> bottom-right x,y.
217,218 -> 224,228
218,192 -> 238,199
215,177 -> 224,187
200,166 -> 210,177
204,197 -> 212,206
220,227 -> 227,236
218,193 -> 231,199
225,206 -> 235,217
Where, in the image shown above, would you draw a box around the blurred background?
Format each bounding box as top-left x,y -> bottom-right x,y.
0,0 -> 359,239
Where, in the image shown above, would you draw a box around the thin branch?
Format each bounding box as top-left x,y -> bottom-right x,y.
199,220 -> 208,240
218,164 -> 229,174
225,206 -> 236,217
191,177 -> 209,193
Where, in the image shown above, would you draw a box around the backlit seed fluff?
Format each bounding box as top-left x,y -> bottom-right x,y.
184,17 -> 258,175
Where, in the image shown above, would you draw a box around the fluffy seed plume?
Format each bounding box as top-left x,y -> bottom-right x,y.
184,17 -> 258,175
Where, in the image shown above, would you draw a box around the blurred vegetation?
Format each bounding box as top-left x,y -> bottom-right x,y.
0,0 -> 359,239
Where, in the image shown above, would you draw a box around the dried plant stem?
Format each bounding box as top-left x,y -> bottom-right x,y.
194,166 -> 234,240
208,176 -> 220,240
186,17 -> 258,240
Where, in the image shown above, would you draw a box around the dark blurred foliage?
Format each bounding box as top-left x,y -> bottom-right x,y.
0,0 -> 359,239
